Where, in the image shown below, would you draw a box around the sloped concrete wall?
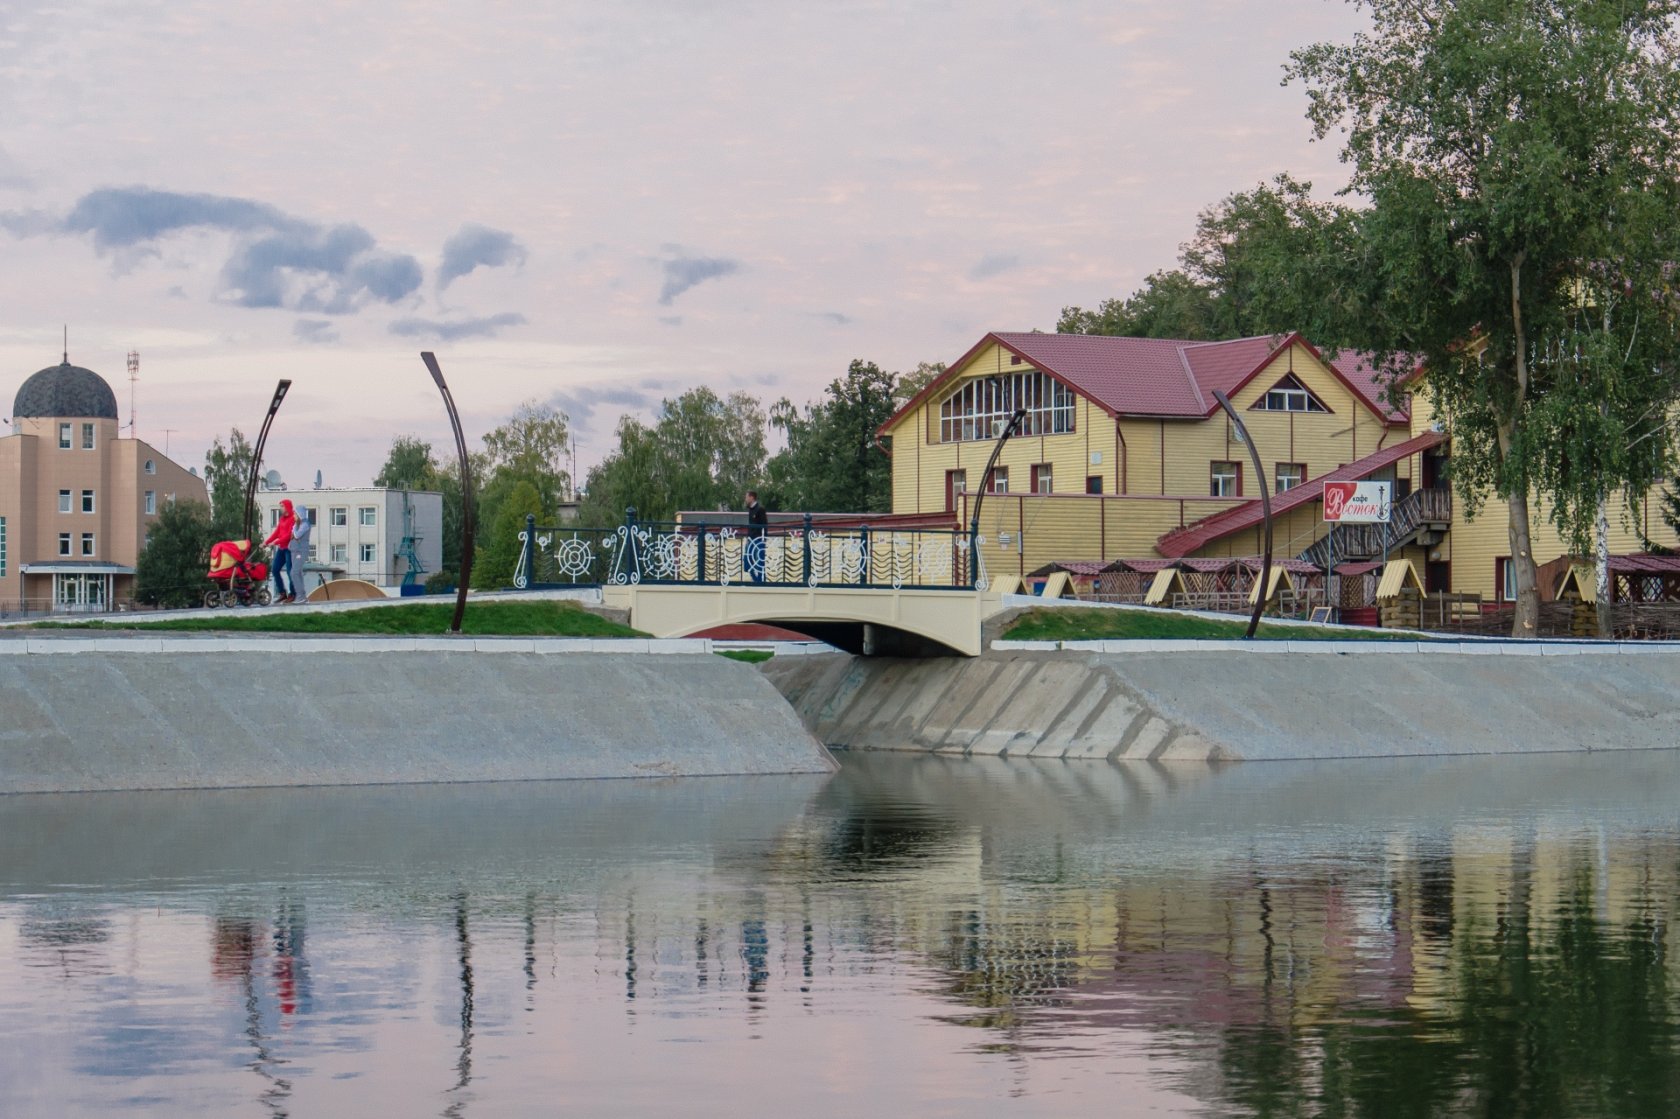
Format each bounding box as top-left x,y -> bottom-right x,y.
1,640 -> 833,793
764,649 -> 1680,762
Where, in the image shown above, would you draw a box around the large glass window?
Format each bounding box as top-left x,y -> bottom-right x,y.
330,507 -> 348,526
358,506 -> 377,527
938,370 -> 1075,442
359,543 -> 376,562
1211,461 -> 1241,498
81,489 -> 95,513
58,423 -> 71,449
58,532 -> 72,556
81,532 -> 95,557
1275,463 -> 1306,492
331,543 -> 348,562
59,489 -> 72,514
81,422 -> 95,449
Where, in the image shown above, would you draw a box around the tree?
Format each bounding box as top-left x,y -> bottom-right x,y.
373,435 -> 441,490
474,479 -> 542,590
481,400 -> 571,515
579,387 -> 766,523
765,360 -> 898,513
893,361 -> 947,405
134,499 -> 218,608
1279,0 -> 1680,637
202,428 -> 255,540
1057,175 -> 1339,341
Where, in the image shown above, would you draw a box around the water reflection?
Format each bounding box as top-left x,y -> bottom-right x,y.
2,754 -> 1679,1116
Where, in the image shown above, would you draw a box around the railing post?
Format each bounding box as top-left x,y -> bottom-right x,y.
861,525 -> 871,586
624,506 -> 638,583
969,525 -> 980,589
522,513 -> 536,589
697,523 -> 709,584
802,514 -> 813,586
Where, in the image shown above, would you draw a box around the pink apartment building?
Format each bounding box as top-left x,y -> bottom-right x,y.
1,355 -> 206,614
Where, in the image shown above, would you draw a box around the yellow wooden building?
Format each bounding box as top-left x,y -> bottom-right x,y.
877,330 -> 1679,600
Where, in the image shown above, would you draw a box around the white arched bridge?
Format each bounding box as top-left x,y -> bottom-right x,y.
513,513 -> 999,656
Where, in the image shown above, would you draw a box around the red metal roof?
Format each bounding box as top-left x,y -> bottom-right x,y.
1155,431 -> 1447,557
878,331 -> 1413,436
1610,554 -> 1680,575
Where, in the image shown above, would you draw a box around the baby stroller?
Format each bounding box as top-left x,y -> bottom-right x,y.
205,539 -> 273,608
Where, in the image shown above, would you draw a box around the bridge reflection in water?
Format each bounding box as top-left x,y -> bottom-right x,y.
513,511 -> 997,654
5,752 -> 1680,1116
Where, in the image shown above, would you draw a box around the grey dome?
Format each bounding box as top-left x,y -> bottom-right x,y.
13,361 -> 119,420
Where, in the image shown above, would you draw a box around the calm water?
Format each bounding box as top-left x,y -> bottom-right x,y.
4,751 -> 1680,1118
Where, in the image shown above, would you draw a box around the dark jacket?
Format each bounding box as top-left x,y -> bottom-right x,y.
745,501 -> 768,534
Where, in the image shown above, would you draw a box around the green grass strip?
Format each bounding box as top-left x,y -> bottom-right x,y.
1002,606 -> 1418,642
35,599 -> 646,638
715,648 -> 775,664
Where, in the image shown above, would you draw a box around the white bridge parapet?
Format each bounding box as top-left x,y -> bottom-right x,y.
601,583 -> 1000,656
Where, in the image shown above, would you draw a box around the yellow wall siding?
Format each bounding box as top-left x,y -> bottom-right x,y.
962,494 -> 1244,576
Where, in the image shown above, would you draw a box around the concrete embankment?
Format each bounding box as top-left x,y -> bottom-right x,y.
1,637 -> 834,793
763,647 -> 1680,762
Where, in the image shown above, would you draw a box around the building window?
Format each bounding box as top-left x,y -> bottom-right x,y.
144,491 -> 156,515
0,516 -> 7,577
1211,461 -> 1241,498
81,422 -> 95,449
269,507 -> 282,529
330,507 -> 348,526
81,532 -> 95,556
59,489 -> 72,514
1496,557 -> 1518,603
81,489 -> 95,514
58,532 -> 72,556
1275,463 -> 1306,492
1031,464 -> 1053,494
1086,475 -> 1104,495
331,543 -> 348,563
58,423 -> 72,449
1254,374 -> 1329,413
144,459 -> 156,474
359,543 -> 376,563
304,507 -> 318,526
938,370 -> 1075,442
358,506 -> 377,527
987,465 -> 1009,494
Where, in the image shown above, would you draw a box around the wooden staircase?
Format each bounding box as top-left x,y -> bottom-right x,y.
1298,488 -> 1452,568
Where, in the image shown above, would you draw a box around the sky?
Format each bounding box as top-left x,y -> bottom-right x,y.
0,0 -> 1368,488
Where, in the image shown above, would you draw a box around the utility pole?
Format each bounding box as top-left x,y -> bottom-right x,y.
126,351 -> 139,435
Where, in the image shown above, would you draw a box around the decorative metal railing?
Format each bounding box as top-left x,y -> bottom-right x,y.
513,511 -> 984,590
1298,487 -> 1453,569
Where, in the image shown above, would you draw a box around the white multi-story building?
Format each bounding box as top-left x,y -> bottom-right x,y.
254,486 -> 443,591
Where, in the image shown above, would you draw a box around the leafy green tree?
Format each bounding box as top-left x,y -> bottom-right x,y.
579,387 -> 766,523
765,360 -> 897,513
893,361 -> 947,405
1057,176 -> 1337,341
1277,0 -> 1680,636
481,400 -> 571,515
202,428 -> 255,539
474,479 -> 542,590
373,435 -> 442,490
134,499 -> 218,607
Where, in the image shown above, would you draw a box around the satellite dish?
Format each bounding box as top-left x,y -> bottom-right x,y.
314,469 -> 323,489
264,469 -> 284,490
189,467 -> 198,477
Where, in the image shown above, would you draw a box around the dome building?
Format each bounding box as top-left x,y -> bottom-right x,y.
2,354 -> 207,614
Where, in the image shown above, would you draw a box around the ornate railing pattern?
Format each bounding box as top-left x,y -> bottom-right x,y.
514,512 -> 984,590
1298,487 -> 1453,569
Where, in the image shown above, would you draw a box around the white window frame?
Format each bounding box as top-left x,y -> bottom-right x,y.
1032,464 -> 1053,495
330,507 -> 348,527
1211,461 -> 1241,498
1255,375 -> 1330,414
358,506 -> 377,527
0,515 -> 7,578
58,423 -> 72,449
938,370 -> 1076,443
331,543 -> 348,562
988,465 -> 1009,494
144,491 -> 156,515
58,489 -> 72,514
81,422 -> 95,450
359,542 -> 376,563
58,532 -> 72,556
81,489 -> 95,514
1275,463 -> 1305,492
81,532 -> 95,557
144,459 -> 156,475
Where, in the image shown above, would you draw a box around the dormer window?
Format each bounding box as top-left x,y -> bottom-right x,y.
144,459 -> 156,475
1254,374 -> 1329,413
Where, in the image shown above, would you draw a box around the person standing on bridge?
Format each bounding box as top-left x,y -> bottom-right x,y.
744,490 -> 768,583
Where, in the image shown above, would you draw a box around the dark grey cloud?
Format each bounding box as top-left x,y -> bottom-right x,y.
438,224 -> 527,288
5,185 -> 424,315
388,312 -> 527,341
968,253 -> 1021,280
293,319 -> 339,344
658,253 -> 740,305
545,383 -> 659,428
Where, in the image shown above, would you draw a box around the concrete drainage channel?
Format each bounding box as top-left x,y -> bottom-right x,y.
0,637 -> 835,793
762,647 -> 1680,763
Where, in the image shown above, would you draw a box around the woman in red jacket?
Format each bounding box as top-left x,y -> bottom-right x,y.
262,499 -> 297,603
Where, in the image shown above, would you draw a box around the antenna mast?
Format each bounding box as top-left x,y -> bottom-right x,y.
126,351 -> 139,435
